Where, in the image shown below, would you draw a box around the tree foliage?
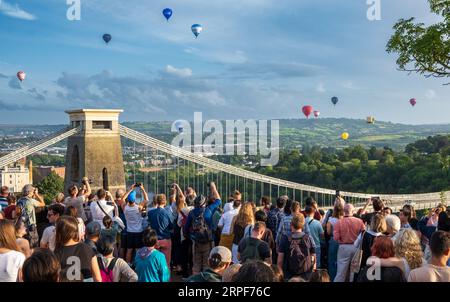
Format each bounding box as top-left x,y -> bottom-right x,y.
387,0 -> 450,84
36,172 -> 64,204
253,135 -> 450,194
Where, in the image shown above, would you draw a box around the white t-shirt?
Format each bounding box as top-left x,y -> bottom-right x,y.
41,225 -> 56,251
223,202 -> 234,213
90,199 -> 115,229
124,204 -> 143,233
218,206 -> 240,235
0,250 -> 25,282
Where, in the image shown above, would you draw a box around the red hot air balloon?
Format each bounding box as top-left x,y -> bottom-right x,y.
302,106 -> 313,118
17,71 -> 26,82
410,98 -> 417,107
313,111 -> 320,118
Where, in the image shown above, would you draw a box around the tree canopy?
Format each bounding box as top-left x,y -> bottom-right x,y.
387,0 -> 450,84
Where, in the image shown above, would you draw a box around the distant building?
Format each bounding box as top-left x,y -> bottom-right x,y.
34,166 -> 66,183
0,163 -> 31,193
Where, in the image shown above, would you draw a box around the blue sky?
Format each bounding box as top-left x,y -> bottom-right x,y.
0,0 -> 448,124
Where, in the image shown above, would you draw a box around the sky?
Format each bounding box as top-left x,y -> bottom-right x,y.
0,0 -> 448,125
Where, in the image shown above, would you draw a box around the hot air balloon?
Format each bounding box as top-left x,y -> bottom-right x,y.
162,8 -> 173,21
103,34 -> 112,44
17,71 -> 26,82
302,106 -> 313,119
341,132 -> 349,140
410,98 -> 417,107
331,96 -> 339,105
313,111 -> 320,118
174,121 -> 184,133
191,24 -> 203,38
366,116 -> 375,124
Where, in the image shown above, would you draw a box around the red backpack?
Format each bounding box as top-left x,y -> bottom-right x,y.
97,257 -> 118,282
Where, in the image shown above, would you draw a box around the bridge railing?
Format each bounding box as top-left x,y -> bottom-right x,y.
119,125 -> 449,207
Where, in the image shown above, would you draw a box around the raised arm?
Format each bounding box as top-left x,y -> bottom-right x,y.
209,182 -> 221,201
33,189 -> 46,207
140,184 -> 149,203
82,177 -> 92,198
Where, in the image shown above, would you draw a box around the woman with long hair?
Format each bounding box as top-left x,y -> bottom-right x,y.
0,220 -> 26,281
65,206 -> 85,242
14,219 -> 32,258
53,215 -> 101,282
357,236 -> 405,282
365,228 -> 424,280
231,202 -> 255,263
326,202 -> 344,281
174,184 -> 193,277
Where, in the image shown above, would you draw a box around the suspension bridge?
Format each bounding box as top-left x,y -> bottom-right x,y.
0,109 -> 448,212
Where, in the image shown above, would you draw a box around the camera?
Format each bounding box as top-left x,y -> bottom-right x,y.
135,182 -> 142,187
106,201 -> 114,206
335,190 -> 341,198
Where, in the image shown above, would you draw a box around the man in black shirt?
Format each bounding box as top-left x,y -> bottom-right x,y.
238,222 -> 271,264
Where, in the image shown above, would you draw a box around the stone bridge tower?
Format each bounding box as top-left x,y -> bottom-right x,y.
64,109 -> 126,194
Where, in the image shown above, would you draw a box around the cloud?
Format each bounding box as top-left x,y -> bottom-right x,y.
27,88 -> 46,101
425,89 -> 437,100
8,76 -> 21,89
341,80 -> 360,90
228,62 -> 324,80
0,1 -> 36,20
0,73 -> 9,79
316,82 -> 326,93
0,99 -> 60,111
163,65 -> 193,78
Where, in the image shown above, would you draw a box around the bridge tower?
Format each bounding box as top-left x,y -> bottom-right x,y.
64,109 -> 126,194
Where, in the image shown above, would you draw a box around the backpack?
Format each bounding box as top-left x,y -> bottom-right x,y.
286,233 -> 313,276
97,257 -> 118,282
266,209 -> 278,234
15,197 -> 32,229
240,238 -> 262,263
191,208 -> 212,244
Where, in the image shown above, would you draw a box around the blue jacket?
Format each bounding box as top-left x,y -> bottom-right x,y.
148,207 -> 173,240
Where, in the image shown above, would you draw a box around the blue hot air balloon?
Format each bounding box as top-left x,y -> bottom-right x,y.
331,96 -> 339,105
162,8 -> 173,21
103,34 -> 112,44
191,24 -> 203,38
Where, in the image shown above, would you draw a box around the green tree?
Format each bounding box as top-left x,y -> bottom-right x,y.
387,0 -> 450,84
36,172 -> 64,204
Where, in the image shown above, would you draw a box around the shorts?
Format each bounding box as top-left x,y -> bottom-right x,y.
120,231 -> 128,249
126,232 -> 143,249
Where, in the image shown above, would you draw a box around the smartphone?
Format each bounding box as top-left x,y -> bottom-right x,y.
335,190 -> 340,198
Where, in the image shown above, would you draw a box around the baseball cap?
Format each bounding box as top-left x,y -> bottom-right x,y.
128,191 -> 136,202
209,246 -> 232,263
86,221 -> 101,237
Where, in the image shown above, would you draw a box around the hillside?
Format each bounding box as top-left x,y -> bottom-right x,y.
1,118 -> 450,151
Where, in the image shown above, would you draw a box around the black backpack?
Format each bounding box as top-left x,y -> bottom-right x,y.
240,238 -> 262,263
286,233 -> 313,276
191,208 -> 212,244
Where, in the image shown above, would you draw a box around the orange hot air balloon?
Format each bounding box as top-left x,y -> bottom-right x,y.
302,106 -> 313,118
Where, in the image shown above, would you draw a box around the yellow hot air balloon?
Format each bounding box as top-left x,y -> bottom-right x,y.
341,132 -> 349,140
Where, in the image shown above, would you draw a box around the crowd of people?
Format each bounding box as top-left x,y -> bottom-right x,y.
0,179 -> 449,283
